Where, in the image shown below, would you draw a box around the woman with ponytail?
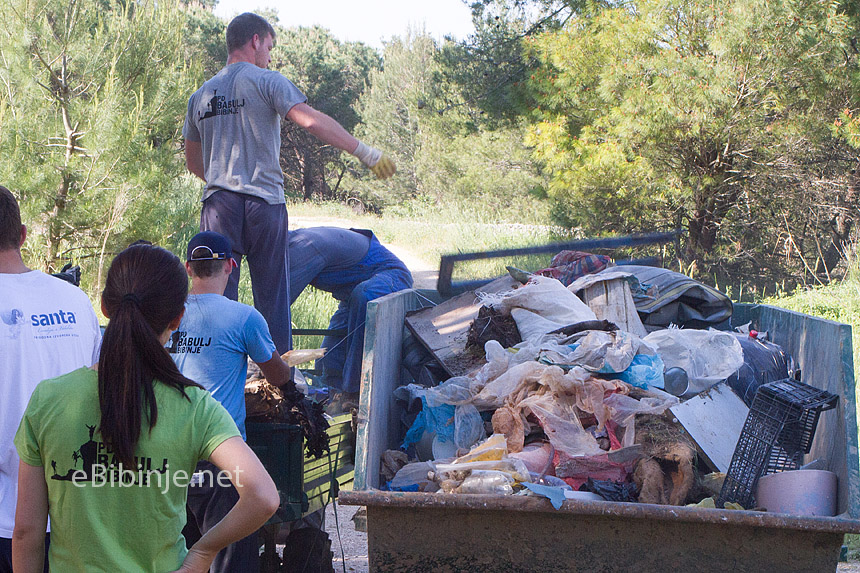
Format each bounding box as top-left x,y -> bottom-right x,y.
12,244 -> 278,573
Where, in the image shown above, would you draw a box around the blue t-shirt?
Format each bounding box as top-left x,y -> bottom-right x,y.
168,294 -> 276,439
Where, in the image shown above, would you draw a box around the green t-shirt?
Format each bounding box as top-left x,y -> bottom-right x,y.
14,367 -> 240,572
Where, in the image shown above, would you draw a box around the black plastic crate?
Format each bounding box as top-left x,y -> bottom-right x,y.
718,378 -> 838,509
246,422 -> 307,522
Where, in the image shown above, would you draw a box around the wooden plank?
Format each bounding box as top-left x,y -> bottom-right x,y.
304,451 -> 355,479
404,275 -> 519,378
670,382 -> 748,473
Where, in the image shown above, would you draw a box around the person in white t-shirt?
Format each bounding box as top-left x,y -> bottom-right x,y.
0,185 -> 102,572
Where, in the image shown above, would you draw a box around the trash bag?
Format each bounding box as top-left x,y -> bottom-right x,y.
613,265 -> 733,329
726,333 -> 792,406
400,397 -> 456,451
388,461 -> 437,491
454,403 -> 487,451
605,353 -> 666,390
582,478 -> 638,503
487,276 -> 597,340
643,328 -> 744,395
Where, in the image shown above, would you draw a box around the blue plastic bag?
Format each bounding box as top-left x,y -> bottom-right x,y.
607,353 -> 665,389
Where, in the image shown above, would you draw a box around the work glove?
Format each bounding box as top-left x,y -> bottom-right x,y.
352,140 -> 397,179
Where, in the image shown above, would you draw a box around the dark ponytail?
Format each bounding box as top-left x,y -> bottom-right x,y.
98,244 -> 200,468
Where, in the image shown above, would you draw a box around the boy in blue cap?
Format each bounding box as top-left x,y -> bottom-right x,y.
169,230 -> 293,572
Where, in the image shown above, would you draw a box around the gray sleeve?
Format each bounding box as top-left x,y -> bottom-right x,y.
182,92 -> 201,142
262,71 -> 308,118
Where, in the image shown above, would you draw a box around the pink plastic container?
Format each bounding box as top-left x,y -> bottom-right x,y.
756,470 -> 838,516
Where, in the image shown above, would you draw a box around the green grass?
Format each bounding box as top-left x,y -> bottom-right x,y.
288,200 -> 606,282
765,267 -> 860,382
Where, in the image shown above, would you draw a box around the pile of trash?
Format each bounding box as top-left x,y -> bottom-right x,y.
244,348 -> 332,459
383,255 -> 824,511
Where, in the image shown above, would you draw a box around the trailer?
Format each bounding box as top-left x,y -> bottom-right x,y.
340,288 -> 860,572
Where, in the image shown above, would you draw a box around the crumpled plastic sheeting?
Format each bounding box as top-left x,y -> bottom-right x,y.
643,328 -> 744,394
422,377 -> 475,407
604,388 -> 679,447
471,360 -> 549,410
525,397 -> 605,457
536,366 -> 628,431
565,330 -> 644,373
492,405 -> 526,453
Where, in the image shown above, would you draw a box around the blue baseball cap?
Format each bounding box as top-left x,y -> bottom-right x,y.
187,231 -> 236,267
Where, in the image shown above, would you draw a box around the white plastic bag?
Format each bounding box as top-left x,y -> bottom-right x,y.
495,276 -> 597,341
643,328 -> 744,394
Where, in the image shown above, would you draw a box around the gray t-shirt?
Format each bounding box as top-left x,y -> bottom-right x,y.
183,62 -> 307,205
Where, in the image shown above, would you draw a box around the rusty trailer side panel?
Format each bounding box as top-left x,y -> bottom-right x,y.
347,290 -> 860,571
342,491 -> 860,572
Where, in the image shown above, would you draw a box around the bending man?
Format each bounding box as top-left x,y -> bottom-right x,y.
289,227 -> 413,401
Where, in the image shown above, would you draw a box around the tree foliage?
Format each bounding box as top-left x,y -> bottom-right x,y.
0,0 -> 202,293
345,30 -> 548,221
523,0 -> 860,282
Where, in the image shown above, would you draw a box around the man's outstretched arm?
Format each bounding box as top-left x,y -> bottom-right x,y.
287,103 -> 396,179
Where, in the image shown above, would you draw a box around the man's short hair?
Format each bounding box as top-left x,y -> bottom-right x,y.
0,185 -> 22,251
188,258 -> 227,279
226,13 -> 276,53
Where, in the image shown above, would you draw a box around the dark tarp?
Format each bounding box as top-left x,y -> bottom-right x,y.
612,265 -> 733,329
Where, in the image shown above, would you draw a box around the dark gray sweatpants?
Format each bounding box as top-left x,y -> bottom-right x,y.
201,190 -> 292,354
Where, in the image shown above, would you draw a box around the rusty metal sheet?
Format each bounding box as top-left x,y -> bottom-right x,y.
340,490 -> 860,534
342,491 -> 859,572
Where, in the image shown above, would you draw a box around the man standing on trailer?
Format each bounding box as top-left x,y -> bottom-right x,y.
183,12 -> 395,354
